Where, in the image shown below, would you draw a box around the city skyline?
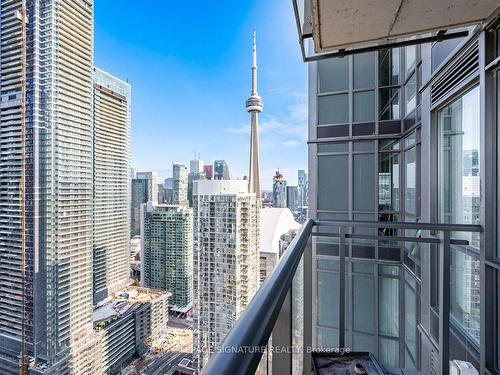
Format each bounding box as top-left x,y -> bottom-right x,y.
93,1 -> 307,190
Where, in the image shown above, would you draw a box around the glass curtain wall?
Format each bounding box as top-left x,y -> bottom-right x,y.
438,86 -> 481,348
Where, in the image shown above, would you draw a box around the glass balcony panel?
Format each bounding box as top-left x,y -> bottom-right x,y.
292,256 -> 304,374
404,270 -> 418,369
379,337 -> 399,367
379,265 -> 400,338
450,247 -> 480,346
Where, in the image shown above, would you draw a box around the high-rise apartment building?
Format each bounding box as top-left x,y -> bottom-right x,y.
190,158 -> 203,174
188,170 -> 206,207
297,169 -> 308,207
173,163 -> 188,206
286,186 -> 299,213
213,160 -> 230,180
194,33 -> 263,371
0,0 -> 96,373
131,178 -> 150,237
272,171 -> 287,208
92,67 -> 131,303
141,203 -> 193,309
136,171 -> 158,205
192,180 -> 260,370
164,177 -> 174,189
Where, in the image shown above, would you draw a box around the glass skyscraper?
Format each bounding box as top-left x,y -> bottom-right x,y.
92,67 -> 131,304
0,0 -> 96,373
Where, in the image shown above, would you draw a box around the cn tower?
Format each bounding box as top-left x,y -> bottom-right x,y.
246,30 -> 263,201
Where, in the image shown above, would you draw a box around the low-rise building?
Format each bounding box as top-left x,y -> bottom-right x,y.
92,287 -> 170,375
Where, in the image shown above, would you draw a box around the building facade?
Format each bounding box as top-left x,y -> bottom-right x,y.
136,171 -> 158,205
286,186 -> 299,214
203,165 -> 214,180
92,67 -> 131,304
307,22 -> 499,373
0,0 -> 97,373
131,178 -> 150,237
213,160 -> 230,180
141,203 -> 193,309
187,171 -> 206,207
190,158 -> 203,174
297,169 -> 308,208
272,171 -> 287,208
192,180 -> 260,370
173,163 -> 188,206
92,287 -> 169,375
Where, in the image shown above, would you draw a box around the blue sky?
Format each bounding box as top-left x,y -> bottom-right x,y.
94,1 -> 307,190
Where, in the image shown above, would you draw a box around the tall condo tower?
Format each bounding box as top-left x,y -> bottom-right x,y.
92,68 -> 131,304
0,1 -> 96,373
246,31 -> 263,200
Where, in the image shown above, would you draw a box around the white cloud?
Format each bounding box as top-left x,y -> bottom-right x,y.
282,140 -> 301,148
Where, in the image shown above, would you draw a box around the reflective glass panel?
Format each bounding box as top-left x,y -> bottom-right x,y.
438,86 -> 480,248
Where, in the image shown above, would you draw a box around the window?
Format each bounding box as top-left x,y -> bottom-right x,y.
353,154 -> 375,211
353,52 -> 375,89
352,263 -> 375,352
404,271 -> 419,369
405,72 -> 417,115
379,49 -> 399,87
450,248 -> 480,346
318,94 -> 348,124
378,150 -> 400,212
380,88 -> 400,120
318,58 -> 348,92
318,142 -> 348,153
438,86 -> 481,346
438,86 -> 480,247
353,91 -> 374,122
404,145 -> 416,216
431,38 -> 463,72
405,45 -> 416,77
318,155 -> 348,210
379,265 -> 400,367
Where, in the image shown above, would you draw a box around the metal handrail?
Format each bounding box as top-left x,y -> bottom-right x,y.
201,218 -> 314,375
315,219 -> 483,232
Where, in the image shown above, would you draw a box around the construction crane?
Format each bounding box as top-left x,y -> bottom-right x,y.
15,0 -> 28,374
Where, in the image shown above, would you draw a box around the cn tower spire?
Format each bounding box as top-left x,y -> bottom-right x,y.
246,30 -> 263,202
251,30 -> 257,95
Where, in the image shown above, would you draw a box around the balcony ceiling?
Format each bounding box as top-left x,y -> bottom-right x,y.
310,0 -> 499,52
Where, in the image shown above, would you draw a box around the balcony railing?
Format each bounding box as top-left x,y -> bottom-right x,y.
201,218 -> 482,375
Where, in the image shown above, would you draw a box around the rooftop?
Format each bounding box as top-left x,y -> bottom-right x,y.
193,179 -> 250,196
93,287 -> 170,328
